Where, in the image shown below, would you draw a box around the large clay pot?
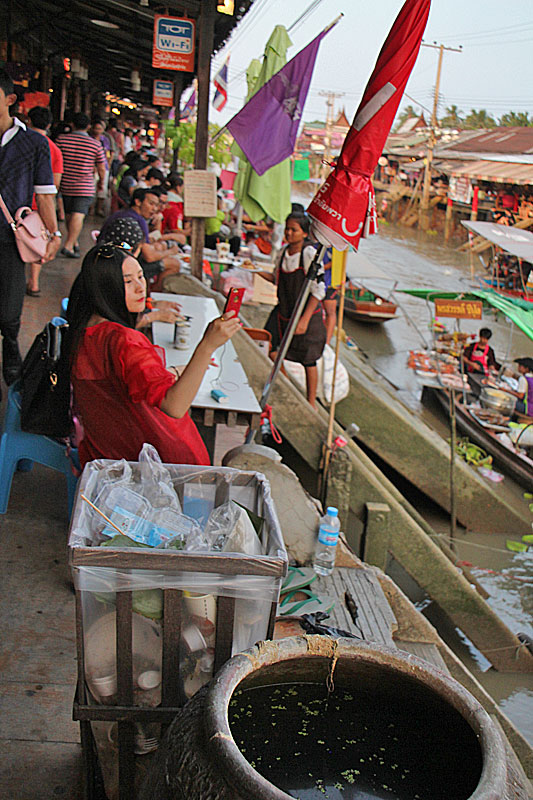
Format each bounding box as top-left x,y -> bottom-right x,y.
140,636 -> 520,800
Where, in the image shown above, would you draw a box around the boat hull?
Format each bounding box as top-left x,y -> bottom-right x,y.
426,387 -> 533,491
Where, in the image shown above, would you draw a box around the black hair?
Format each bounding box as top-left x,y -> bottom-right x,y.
91,116 -> 105,127
124,150 -> 139,166
73,112 -> 90,130
130,187 -> 159,207
0,69 -> 14,97
479,328 -> 492,340
63,245 -> 138,370
28,106 -> 52,130
146,154 -> 159,164
285,211 -> 310,235
291,202 -> 305,214
146,167 -> 164,183
167,172 -> 183,190
123,159 -> 148,182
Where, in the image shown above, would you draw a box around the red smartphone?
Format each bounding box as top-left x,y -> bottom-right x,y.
223,287 -> 245,318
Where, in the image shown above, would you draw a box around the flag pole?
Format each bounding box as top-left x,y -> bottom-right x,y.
245,244 -> 327,444
319,250 -> 347,504
210,15 -> 343,147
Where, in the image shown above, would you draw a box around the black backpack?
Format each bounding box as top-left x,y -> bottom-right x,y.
20,317 -> 72,439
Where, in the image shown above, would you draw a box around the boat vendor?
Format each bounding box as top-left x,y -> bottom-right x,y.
462,328 -> 501,375
497,357 -> 533,416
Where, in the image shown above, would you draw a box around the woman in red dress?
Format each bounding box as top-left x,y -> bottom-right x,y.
63,244 -> 240,468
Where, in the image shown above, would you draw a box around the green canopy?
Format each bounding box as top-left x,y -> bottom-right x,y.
232,25 -> 292,223
400,288 -> 533,342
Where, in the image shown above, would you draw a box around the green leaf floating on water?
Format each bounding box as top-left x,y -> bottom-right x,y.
506,539 -> 529,553
94,535 -> 163,619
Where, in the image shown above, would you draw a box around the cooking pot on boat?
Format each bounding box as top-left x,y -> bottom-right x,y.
480,386 -> 516,415
140,636 -> 518,800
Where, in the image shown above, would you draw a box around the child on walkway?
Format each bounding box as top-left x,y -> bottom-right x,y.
260,213 -> 326,407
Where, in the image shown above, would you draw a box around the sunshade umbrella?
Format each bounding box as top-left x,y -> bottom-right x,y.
233,25 -> 293,223
306,0 -> 430,494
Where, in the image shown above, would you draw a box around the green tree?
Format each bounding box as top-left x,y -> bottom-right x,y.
440,104 -> 463,128
499,110 -> 532,127
463,109 -> 496,129
163,120 -> 232,168
394,104 -> 419,131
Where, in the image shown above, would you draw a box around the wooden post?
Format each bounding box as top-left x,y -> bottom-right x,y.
444,196 -> 453,242
191,0 -> 216,281
362,502 -> 391,571
471,184 -> 479,221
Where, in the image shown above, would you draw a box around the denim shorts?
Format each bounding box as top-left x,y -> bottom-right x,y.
62,195 -> 94,215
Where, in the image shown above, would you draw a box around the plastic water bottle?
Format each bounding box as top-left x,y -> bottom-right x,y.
313,507 -> 341,576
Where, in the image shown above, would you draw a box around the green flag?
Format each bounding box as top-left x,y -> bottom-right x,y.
233,26 -> 293,223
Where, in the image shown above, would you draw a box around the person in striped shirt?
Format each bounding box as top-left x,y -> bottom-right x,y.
56,112 -> 106,257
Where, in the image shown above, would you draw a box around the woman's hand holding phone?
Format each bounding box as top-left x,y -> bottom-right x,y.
202,311 -> 240,352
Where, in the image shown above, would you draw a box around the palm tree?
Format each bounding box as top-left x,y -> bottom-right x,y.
440,104 -> 463,128
499,111 -> 532,127
394,104 -> 419,131
463,109 -> 496,129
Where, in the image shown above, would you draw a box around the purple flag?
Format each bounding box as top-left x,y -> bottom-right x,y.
180,89 -> 196,121
227,31 -> 327,176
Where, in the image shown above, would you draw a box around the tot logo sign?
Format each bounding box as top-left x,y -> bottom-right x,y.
152,16 -> 195,71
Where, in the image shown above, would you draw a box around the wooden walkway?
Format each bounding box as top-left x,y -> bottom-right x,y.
311,567 -> 450,675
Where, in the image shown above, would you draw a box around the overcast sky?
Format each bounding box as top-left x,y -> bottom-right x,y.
206,0 -> 533,128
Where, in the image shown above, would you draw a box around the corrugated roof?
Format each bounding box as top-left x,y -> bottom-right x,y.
451,160 -> 533,185
446,127 -> 533,155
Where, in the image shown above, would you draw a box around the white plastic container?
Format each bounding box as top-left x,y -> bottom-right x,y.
312,507 -> 341,577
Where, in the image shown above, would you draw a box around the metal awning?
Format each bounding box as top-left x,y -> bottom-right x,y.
451,159 -> 533,186
462,221 -> 533,261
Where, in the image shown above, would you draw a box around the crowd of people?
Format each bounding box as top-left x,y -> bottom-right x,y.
0,66 -> 340,478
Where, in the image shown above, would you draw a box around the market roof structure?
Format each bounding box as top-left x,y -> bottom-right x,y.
0,0 -> 254,105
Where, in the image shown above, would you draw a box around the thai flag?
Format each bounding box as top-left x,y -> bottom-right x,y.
212,57 -> 229,112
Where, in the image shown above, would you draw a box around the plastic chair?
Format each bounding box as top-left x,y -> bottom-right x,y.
0,382 -> 79,516
61,297 -> 68,316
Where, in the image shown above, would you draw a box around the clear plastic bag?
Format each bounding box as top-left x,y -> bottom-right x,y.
204,500 -> 264,555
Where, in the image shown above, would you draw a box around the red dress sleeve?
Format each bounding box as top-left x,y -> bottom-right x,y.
110,326 -> 175,408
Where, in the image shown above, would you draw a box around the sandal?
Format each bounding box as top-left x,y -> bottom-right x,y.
281,566 -> 317,594
25,286 -> 41,297
279,588 -> 335,617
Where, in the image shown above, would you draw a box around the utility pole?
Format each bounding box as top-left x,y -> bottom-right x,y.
319,90 -> 344,180
419,42 -> 462,230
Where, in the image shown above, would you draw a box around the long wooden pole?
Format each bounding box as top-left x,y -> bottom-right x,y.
191,0 -> 216,281
321,250 -> 347,503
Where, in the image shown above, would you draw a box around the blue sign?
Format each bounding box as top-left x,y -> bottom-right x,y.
156,17 -> 194,54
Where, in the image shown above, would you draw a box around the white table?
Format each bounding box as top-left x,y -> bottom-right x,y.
151,293 -> 262,455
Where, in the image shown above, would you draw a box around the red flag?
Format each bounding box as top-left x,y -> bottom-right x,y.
308,0 -> 430,250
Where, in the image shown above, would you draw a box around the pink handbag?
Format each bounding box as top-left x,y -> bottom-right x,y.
0,192 -> 49,263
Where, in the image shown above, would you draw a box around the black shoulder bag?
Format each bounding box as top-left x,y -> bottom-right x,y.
20,317 -> 72,439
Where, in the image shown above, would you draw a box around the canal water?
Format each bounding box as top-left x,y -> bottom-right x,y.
342,221 -> 533,746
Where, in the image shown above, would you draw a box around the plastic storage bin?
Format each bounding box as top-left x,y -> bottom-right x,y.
69,459 -> 287,800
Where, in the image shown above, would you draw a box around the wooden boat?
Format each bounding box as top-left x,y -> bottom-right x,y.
424,386 -> 533,491
343,250 -> 398,323
344,281 -> 398,323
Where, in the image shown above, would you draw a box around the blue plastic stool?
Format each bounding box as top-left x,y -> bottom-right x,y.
61,297 -> 68,316
0,382 -> 79,516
